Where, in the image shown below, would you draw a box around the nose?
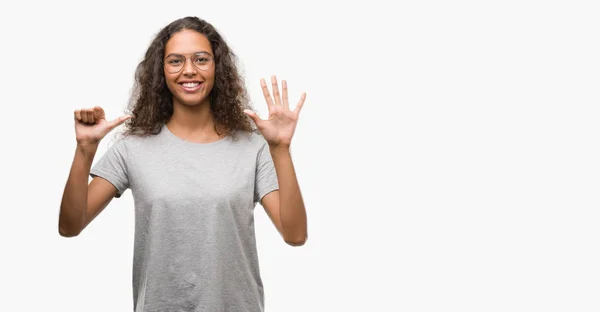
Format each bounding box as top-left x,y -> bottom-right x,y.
182,57 -> 198,76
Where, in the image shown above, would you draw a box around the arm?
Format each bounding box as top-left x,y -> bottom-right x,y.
58,142 -> 118,237
59,106 -> 130,237
261,146 -> 307,246
244,76 -> 309,247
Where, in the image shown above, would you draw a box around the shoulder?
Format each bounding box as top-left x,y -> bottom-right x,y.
230,130 -> 268,148
223,130 -> 271,159
104,130 -> 158,152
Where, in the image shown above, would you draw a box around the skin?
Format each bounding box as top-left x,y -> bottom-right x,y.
164,30 -> 215,109
244,77 -> 308,245
59,28 -> 308,246
163,29 -> 220,142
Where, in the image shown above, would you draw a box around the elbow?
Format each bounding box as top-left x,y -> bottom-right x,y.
58,207 -> 85,238
59,226 -> 81,238
58,221 -> 82,238
284,235 -> 308,247
59,230 -> 80,238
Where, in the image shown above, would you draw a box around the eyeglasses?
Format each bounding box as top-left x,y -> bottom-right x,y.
164,52 -> 215,74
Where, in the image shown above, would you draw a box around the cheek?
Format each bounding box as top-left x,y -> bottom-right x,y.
164,72 -> 178,91
206,71 -> 216,91
206,68 -> 216,83
164,71 -> 175,84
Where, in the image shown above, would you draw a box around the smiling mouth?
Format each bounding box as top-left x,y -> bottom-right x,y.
179,82 -> 203,92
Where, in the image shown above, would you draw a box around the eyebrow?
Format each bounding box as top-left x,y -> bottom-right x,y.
165,51 -> 212,58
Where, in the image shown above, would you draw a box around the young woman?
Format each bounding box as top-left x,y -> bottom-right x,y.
59,16 -> 307,312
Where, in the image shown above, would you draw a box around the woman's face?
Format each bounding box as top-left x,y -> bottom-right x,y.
163,29 -> 215,107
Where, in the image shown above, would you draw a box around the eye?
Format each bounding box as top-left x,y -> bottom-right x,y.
168,59 -> 182,64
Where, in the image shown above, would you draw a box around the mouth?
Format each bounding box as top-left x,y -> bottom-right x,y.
178,81 -> 204,93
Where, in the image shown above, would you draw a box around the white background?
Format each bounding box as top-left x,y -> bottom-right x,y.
0,0 -> 598,311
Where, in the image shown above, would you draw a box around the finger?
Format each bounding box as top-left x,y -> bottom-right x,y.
74,109 -> 82,121
261,78 -> 275,112
87,109 -> 95,124
282,80 -> 289,109
294,92 -> 307,115
271,75 -> 282,106
93,106 -> 105,121
108,114 -> 132,130
243,109 -> 262,125
81,109 -> 89,123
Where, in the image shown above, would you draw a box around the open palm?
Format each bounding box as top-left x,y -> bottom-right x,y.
244,75 -> 306,147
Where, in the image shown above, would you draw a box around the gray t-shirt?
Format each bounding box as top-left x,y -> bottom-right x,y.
90,124 -> 279,312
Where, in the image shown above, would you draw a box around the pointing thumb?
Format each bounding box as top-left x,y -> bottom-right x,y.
243,109 -> 261,125
108,114 -> 132,130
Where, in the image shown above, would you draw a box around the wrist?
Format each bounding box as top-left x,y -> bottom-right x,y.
269,145 -> 293,161
268,143 -> 290,154
76,141 -> 100,155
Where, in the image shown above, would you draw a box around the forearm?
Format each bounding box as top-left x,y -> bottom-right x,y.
270,145 -> 307,244
59,143 -> 97,236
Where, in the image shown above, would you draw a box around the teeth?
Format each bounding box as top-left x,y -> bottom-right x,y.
181,82 -> 200,87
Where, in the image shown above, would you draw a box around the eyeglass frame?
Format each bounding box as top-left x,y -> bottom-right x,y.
163,51 -> 215,74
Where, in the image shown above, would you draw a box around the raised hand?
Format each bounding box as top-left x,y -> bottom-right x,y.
74,106 -> 131,145
244,75 -> 306,147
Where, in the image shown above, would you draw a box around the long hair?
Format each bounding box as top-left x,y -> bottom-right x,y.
122,16 -> 253,138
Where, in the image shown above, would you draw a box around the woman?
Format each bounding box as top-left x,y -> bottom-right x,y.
59,16 -> 307,312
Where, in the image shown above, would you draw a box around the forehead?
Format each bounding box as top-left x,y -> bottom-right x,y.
165,29 -> 213,55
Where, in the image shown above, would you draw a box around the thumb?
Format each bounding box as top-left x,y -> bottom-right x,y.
243,109 -> 262,125
93,106 -> 106,121
108,114 -> 132,130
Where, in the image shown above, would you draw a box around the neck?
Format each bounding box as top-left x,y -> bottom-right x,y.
166,99 -> 224,140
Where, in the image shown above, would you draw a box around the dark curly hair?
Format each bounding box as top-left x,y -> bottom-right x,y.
122,16 -> 254,138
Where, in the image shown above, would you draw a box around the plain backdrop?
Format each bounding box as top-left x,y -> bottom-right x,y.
0,0 -> 599,311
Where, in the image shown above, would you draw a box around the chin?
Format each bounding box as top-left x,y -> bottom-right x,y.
177,96 -> 209,106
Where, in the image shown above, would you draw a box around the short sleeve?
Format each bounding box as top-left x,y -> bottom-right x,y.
90,138 -> 130,198
254,140 -> 279,203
